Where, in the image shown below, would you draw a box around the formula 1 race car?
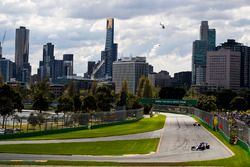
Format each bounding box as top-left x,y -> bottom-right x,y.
193,122 -> 200,126
191,142 -> 210,151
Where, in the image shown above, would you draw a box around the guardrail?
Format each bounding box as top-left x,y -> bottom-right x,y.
153,105 -> 250,153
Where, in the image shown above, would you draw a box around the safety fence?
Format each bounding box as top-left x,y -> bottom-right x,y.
153,105 -> 250,151
0,108 -> 143,137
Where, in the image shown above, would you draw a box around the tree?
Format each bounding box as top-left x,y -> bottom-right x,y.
27,113 -> 44,130
73,95 -> 82,112
89,81 -> 98,95
31,79 -> 51,112
239,89 -> 250,109
126,93 -> 141,110
32,93 -> 49,113
142,78 -> 154,114
83,95 -> 97,112
142,79 -> 153,98
159,87 -> 186,99
184,87 -> 200,100
136,76 -> 146,98
0,85 -> 23,128
0,74 -> 3,86
118,80 -> 128,107
230,96 -> 248,112
27,113 -> 38,129
63,81 -> 78,97
198,95 -> 217,112
95,86 -> 114,111
216,89 -> 237,111
57,96 -> 74,113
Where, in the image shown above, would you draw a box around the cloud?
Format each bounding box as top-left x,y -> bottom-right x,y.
0,0 -> 250,77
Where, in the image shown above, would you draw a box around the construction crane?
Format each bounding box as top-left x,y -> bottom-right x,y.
1,30 -> 6,45
0,30 -> 6,58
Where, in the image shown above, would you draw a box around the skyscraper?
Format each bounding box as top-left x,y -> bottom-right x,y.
192,40 -> 207,85
206,48 -> 240,90
192,21 -> 216,85
91,18 -> 118,79
39,43 -> 55,80
63,54 -> 73,76
15,26 -> 31,83
113,57 -> 148,94
216,39 -> 250,88
0,42 -> 2,59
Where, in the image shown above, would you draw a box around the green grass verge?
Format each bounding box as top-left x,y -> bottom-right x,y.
0,138 -> 159,155
15,114 -> 166,140
119,116 -> 250,167
0,160 -> 120,166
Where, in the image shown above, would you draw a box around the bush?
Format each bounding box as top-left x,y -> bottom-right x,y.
143,105 -> 152,115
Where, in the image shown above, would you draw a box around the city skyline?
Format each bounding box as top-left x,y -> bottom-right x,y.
0,0 -> 250,76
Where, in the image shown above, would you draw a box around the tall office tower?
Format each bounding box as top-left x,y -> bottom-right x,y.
216,39 -> 250,88
39,43 -> 55,80
206,48 -> 240,90
192,40 -> 207,85
63,54 -> 73,76
200,21 -> 209,41
91,18 -> 118,79
15,26 -> 31,83
192,21 -> 216,85
0,42 -> 2,59
112,57 -> 149,94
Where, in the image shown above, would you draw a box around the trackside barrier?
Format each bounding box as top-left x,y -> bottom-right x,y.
153,105 -> 250,153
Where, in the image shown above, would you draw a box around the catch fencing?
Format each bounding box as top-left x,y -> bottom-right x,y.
153,105 -> 250,149
0,108 -> 143,136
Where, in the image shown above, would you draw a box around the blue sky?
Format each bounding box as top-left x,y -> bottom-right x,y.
0,0 -> 250,76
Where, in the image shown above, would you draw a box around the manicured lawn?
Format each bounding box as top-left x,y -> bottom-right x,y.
0,138 -> 159,155
16,114 -> 166,140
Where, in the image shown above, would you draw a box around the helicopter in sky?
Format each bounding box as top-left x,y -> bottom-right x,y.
160,22 -> 165,29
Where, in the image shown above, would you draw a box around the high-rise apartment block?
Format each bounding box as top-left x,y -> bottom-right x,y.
192,21 -> 216,85
112,57 -> 149,94
206,48 -> 240,90
15,26 -> 31,83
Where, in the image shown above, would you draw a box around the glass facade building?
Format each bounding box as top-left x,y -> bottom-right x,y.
192,40 -> 207,85
192,21 -> 216,85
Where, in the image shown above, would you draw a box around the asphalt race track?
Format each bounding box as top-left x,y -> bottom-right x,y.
0,113 -> 234,162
